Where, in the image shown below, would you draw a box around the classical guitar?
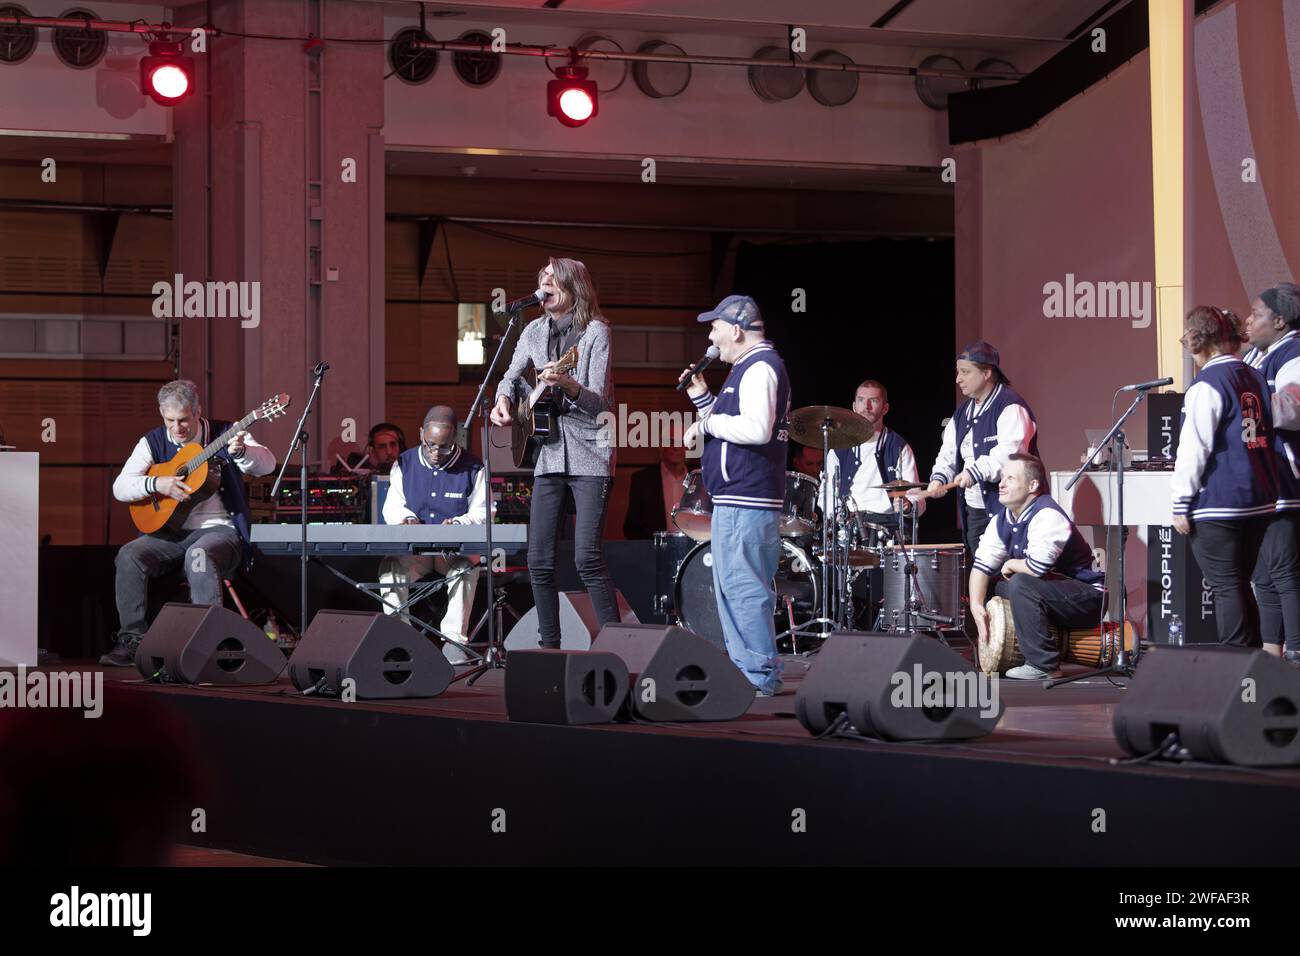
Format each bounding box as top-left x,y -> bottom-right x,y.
129,393 -> 292,534
511,345 -> 579,469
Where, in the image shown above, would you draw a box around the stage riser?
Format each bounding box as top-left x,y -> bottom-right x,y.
122,686 -> 1300,866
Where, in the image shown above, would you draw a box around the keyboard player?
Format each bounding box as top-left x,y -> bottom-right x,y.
379,406 -> 489,663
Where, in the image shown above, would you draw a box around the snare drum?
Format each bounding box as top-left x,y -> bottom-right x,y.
879,544 -> 966,631
671,469 -> 712,541
978,596 -> 1137,674
780,471 -> 820,537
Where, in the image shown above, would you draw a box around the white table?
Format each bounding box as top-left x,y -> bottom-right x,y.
0,453 -> 39,665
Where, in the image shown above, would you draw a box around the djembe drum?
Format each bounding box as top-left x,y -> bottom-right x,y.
978,596 -> 1135,676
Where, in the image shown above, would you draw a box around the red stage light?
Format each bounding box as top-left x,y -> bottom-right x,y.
546,65 -> 598,127
140,41 -> 195,106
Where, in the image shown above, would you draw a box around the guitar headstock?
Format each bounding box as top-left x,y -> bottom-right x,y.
556,345 -> 579,374
256,393 -> 292,422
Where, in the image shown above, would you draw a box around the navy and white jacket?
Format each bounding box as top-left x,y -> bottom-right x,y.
973,494 -> 1104,591
930,383 -> 1038,516
690,341 -> 791,511
1171,355 -> 1278,520
1244,330 -> 1300,510
822,425 -> 926,516
383,445 -> 488,525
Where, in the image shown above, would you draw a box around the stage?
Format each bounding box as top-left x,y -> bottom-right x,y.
88,651 -> 1300,867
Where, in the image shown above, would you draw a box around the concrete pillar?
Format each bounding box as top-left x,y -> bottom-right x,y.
171,0 -> 384,465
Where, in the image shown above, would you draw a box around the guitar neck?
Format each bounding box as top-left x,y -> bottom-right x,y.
190,412 -> 258,470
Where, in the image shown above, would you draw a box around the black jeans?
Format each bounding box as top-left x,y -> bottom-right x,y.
1188,517 -> 1268,648
114,525 -> 243,642
528,474 -> 619,646
993,573 -> 1106,671
960,501 -> 991,561
1251,512 -> 1300,650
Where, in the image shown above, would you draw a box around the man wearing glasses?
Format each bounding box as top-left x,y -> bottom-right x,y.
379,406 -> 489,663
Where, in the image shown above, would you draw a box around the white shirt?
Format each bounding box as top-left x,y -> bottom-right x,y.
382,446 -> 490,525
693,343 -> 780,446
820,429 -> 925,516
112,419 -> 276,531
972,496 -> 1099,587
929,387 -> 1036,511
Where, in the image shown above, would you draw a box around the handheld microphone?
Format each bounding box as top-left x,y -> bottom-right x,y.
506,289 -> 547,312
1119,377 -> 1174,393
676,345 -> 721,392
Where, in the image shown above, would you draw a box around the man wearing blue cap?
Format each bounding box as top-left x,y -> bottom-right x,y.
681,295 -> 790,697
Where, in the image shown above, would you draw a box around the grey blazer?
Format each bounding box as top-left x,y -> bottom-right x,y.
496,316 -> 615,477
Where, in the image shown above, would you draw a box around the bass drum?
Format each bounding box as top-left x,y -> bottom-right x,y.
673,538 -> 818,652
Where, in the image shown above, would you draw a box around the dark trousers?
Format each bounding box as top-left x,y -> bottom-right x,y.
994,573 -> 1106,670
528,474 -> 619,646
960,501 -> 991,561
1188,517 -> 1268,648
1252,512 -> 1300,650
114,525 -> 243,642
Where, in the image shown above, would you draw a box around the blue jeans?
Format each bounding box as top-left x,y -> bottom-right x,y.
710,505 -> 782,693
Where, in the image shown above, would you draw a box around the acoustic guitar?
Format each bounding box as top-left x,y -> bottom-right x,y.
129,393 -> 292,534
511,346 -> 579,469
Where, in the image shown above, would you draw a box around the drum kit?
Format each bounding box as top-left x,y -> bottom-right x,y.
653,404 -> 967,651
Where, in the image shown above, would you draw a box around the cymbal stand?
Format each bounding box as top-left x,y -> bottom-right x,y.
790,416 -> 840,642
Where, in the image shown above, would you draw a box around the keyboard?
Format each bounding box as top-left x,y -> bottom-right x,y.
251,523 -> 528,555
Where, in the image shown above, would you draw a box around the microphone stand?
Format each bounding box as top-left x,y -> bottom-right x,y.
456,306 -> 525,686
270,360 -> 328,639
1047,387 -> 1150,688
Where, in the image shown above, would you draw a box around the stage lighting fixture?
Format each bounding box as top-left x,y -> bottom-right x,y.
547,64 -> 598,127
140,40 -> 194,106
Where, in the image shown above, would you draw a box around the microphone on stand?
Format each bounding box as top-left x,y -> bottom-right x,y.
1119,377 -> 1174,393
676,345 -> 721,392
506,289 -> 547,313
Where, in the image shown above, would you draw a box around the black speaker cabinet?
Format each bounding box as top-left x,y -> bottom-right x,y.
135,603 -> 287,684
289,609 -> 453,699
504,650 -> 630,725
590,623 -> 753,721
795,632 -> 1001,740
1114,646 -> 1300,766
504,589 -> 638,651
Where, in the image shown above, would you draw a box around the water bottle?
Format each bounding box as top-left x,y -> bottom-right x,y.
1168,614 -> 1184,647
264,611 -> 280,644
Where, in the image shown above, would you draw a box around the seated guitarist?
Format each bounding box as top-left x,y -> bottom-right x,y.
489,257 -> 620,648
101,380 -> 276,666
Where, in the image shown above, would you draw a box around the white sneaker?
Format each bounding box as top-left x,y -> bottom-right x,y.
1005,663 -> 1063,680
442,640 -> 473,665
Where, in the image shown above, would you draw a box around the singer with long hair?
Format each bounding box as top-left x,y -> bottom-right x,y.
491,257 -> 620,647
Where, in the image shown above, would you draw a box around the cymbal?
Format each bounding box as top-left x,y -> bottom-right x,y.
787,405 -> 870,450
872,479 -> 928,491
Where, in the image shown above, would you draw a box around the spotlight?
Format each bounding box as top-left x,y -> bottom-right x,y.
140,40 -> 194,106
546,64 -> 597,127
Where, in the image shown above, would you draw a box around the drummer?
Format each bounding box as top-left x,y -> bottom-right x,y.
920,341 -> 1038,558
820,380 -> 926,541
970,454 -> 1105,680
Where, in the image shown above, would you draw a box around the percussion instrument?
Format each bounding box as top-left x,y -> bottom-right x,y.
671,469 -> 713,541
673,538 -> 818,648
779,471 -> 820,537
879,544 -> 966,631
652,531 -> 697,619
977,595 -> 1136,675
787,405 -> 871,450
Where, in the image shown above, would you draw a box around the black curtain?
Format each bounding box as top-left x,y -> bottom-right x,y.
733,238 -> 959,543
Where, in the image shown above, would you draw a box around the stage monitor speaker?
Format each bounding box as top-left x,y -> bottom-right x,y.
504,650 -> 630,725
289,609 -> 454,699
1113,646 -> 1300,766
135,602 -> 287,684
795,632 -> 1001,740
504,589 -> 638,651
590,623 -> 753,721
